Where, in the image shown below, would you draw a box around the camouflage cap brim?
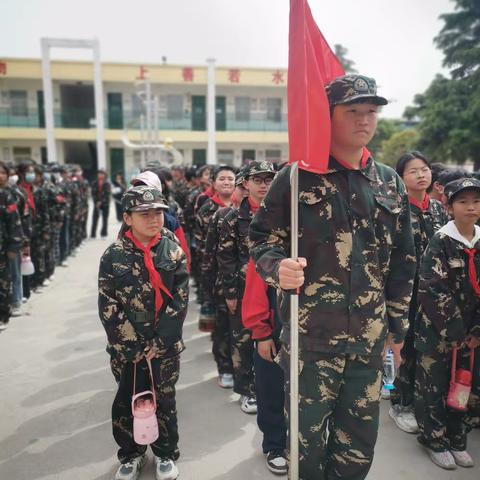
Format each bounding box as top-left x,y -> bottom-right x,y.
130,202 -> 169,212
337,93 -> 388,106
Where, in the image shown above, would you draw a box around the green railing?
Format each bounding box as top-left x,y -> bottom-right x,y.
0,108 -> 288,132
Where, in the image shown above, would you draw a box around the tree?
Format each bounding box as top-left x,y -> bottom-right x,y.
434,0 -> 480,79
334,44 -> 357,74
378,130 -> 419,167
368,118 -> 403,158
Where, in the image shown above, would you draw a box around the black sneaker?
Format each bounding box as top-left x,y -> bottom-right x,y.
266,451 -> 287,475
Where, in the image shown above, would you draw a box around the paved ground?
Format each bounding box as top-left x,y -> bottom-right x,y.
0,215 -> 478,480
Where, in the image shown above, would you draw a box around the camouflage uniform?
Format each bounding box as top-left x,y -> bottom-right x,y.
217,162 -> 275,397
250,148 -> 416,477
0,188 -> 23,324
98,186 -> 189,463
91,178 -> 111,238
30,184 -> 51,288
415,223 -> 480,452
202,206 -> 235,375
391,198 -> 448,408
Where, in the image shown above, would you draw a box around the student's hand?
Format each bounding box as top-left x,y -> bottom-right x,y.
278,257 -> 307,290
257,339 -> 277,362
144,347 -> 157,361
7,251 -> 16,260
384,335 -> 404,369
464,335 -> 480,349
226,298 -> 237,314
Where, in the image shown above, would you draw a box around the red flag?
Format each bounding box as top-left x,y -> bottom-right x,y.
288,0 -> 345,174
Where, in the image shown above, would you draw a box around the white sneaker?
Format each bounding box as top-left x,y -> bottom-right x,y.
218,373 -> 234,388
0,321 -> 8,331
11,307 -> 23,317
389,404 -> 419,433
22,297 -> 28,304
155,457 -> 179,480
42,279 -> 51,286
114,454 -> 147,480
240,395 -> 257,414
428,449 -> 457,470
451,450 -> 474,468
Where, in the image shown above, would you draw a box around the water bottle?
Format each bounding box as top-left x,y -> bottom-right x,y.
383,349 -> 396,390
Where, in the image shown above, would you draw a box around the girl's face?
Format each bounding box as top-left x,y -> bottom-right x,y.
402,158 -> 432,194
448,190 -> 480,225
124,208 -> 164,242
0,166 -> 8,186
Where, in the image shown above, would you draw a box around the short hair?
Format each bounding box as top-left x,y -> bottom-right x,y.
212,165 -> 236,181
438,168 -> 472,187
196,165 -> 211,178
395,151 -> 431,178
0,161 -> 9,176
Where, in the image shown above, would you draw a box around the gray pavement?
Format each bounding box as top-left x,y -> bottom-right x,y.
0,216 -> 478,480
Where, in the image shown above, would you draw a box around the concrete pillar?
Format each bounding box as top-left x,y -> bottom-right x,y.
41,39 -> 57,164
206,58 -> 216,165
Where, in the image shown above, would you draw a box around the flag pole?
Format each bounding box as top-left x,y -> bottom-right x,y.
289,161 -> 299,480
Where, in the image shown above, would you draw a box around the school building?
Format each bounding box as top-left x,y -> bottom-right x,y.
0,57 -> 288,180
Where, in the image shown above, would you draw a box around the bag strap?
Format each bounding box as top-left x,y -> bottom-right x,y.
133,358 -> 156,404
469,347 -> 475,373
451,347 -> 458,384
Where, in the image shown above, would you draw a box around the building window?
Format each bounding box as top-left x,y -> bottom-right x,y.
217,149 -> 234,165
167,95 -> 183,120
131,94 -> 144,117
265,149 -> 281,163
235,97 -> 250,122
13,146 -> 32,163
266,98 -> 282,122
9,90 -> 28,116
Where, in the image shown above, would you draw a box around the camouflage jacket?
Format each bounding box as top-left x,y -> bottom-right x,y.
408,198 -> 448,324
201,206 -> 234,301
98,232 -> 189,364
9,185 -> 31,245
217,197 -> 255,300
0,187 -> 23,256
32,185 -> 51,242
44,181 -> 66,229
184,186 -> 203,236
173,180 -> 189,210
91,180 -> 111,209
415,224 -> 480,354
250,156 -> 416,356
194,197 -> 225,261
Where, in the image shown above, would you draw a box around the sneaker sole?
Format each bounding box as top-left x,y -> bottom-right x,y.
428,452 -> 457,470
266,464 -> 288,476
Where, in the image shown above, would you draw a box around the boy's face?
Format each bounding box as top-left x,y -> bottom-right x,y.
124,208 -> 164,240
213,170 -> 235,196
448,190 -> 480,223
331,102 -> 378,150
244,174 -> 274,203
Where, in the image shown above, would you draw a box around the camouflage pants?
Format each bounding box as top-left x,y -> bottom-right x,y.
31,241 -> 46,288
390,334 -> 416,407
212,301 -> 233,375
111,356 -> 181,463
230,305 -> 255,397
416,350 -> 468,452
277,346 -> 382,480
465,348 -> 480,429
0,258 -> 12,323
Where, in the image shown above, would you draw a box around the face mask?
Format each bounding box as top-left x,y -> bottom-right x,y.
25,173 -> 36,184
8,175 -> 18,186
43,172 -> 52,182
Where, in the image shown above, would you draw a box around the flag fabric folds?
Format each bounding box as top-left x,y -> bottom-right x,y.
288,0 -> 345,174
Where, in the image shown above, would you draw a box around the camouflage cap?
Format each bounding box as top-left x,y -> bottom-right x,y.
245,160 -> 275,179
326,74 -> 388,107
444,177 -> 480,204
121,186 -> 169,212
235,165 -> 249,186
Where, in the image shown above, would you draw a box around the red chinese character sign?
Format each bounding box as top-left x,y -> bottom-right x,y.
137,65 -> 148,80
0,62 -> 6,75
288,0 -> 344,174
272,70 -> 285,85
182,67 -> 194,82
228,69 -> 241,83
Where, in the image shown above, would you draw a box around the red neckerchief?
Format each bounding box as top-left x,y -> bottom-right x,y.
21,182 -> 36,214
98,179 -> 104,194
409,194 -> 429,212
334,147 -> 370,171
204,186 -> 214,197
124,230 -> 173,319
210,194 -> 226,207
464,248 -> 480,298
248,197 -> 259,214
